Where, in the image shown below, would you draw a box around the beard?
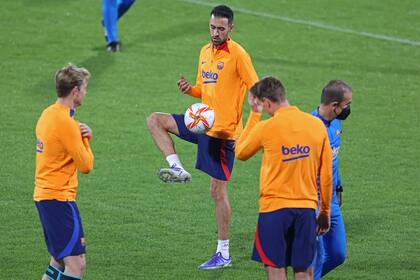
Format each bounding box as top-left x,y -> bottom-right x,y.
212,37 -> 226,46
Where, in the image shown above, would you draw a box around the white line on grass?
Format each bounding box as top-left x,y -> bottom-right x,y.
181,0 -> 420,47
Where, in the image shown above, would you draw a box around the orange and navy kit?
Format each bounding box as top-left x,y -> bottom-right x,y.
34,102 -> 94,202
236,106 -> 333,268
235,107 -> 333,215
187,38 -> 259,140
173,38 -> 258,181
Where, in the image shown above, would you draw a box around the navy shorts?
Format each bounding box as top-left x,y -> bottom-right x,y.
172,114 -> 235,181
252,208 -> 316,269
35,200 -> 86,261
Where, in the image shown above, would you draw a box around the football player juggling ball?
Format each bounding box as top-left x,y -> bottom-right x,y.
235,76 -> 333,280
311,80 -> 352,280
34,64 -> 94,280
146,5 -> 258,270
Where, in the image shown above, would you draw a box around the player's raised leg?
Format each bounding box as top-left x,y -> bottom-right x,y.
146,112 -> 191,183
198,178 -> 232,269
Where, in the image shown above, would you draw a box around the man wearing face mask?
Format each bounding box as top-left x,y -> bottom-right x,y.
311,80 -> 352,279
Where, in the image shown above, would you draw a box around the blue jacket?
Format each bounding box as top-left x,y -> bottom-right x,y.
312,108 -> 342,205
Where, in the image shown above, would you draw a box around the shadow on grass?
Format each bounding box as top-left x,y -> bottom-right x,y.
255,55 -> 420,77
130,20 -> 207,48
30,49 -> 116,100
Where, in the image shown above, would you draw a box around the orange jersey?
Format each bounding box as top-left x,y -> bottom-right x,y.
188,38 -> 258,140
34,103 -> 94,201
235,107 -> 333,215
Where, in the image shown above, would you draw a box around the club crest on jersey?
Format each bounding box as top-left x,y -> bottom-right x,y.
202,70 -> 219,84
336,129 -> 342,136
281,144 -> 310,162
36,139 -> 44,154
217,61 -> 224,70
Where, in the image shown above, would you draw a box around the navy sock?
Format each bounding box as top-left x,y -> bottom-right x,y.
60,273 -> 81,280
45,265 -> 62,280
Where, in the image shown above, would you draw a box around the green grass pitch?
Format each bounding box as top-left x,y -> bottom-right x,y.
1,0 -> 419,279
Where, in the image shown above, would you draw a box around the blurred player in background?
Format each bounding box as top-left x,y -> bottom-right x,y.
235,76 -> 332,280
102,0 -> 136,52
147,5 -> 258,270
311,80 -> 352,279
34,64 -> 94,280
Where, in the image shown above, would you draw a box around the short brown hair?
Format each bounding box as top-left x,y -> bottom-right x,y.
321,80 -> 352,105
250,76 -> 287,103
55,63 -> 91,97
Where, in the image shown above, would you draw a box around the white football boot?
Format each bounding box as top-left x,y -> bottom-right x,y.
158,164 -> 191,183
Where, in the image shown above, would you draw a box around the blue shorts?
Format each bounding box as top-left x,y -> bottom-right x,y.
252,208 -> 316,269
172,114 -> 235,181
35,200 -> 86,261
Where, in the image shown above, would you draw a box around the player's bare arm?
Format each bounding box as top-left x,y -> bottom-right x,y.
177,74 -> 192,94
316,212 -> 330,236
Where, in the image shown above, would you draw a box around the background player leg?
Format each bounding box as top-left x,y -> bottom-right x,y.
146,112 -> 191,183
321,210 -> 346,277
102,0 -> 118,48
313,236 -> 326,280
117,0 -> 135,19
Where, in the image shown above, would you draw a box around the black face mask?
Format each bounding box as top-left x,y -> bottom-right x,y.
335,105 -> 351,120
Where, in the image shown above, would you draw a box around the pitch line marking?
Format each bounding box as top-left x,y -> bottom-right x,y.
181,0 -> 420,47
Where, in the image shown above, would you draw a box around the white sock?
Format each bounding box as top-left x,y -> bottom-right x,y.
217,239 -> 230,259
166,154 -> 184,169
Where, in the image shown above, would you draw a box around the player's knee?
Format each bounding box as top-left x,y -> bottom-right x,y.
210,187 -> 221,201
209,186 -> 227,202
65,257 -> 86,275
146,112 -> 160,130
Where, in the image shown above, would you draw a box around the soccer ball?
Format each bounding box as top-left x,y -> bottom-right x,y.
184,103 -> 215,134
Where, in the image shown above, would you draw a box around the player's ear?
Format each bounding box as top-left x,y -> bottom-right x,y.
70,86 -> 79,98
229,23 -> 234,32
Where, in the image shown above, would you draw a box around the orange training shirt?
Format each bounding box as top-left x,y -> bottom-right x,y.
235,107 -> 333,215
34,102 -> 94,201
188,38 -> 258,140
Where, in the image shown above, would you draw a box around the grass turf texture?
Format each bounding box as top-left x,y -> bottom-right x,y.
1,0 -> 419,279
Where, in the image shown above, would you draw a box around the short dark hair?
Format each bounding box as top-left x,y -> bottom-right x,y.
321,80 -> 352,105
210,5 -> 234,24
250,76 -> 287,103
55,63 -> 90,97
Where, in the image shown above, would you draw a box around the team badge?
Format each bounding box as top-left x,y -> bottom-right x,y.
336,129 -> 342,137
217,61 -> 224,70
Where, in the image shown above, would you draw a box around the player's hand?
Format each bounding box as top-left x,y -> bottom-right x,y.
248,93 -> 263,113
79,122 -> 93,140
177,74 -> 192,94
316,212 -> 330,236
